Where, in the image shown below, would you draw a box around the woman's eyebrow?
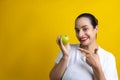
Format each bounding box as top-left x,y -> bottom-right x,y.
75,25 -> 87,30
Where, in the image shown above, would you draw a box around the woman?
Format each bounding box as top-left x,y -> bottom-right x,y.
49,13 -> 118,80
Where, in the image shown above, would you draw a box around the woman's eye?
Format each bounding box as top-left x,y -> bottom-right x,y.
83,28 -> 88,31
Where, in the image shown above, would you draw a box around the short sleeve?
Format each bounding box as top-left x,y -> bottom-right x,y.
55,51 -> 63,64
104,54 -> 118,80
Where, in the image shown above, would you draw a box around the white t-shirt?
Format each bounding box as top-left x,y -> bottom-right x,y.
55,44 -> 118,80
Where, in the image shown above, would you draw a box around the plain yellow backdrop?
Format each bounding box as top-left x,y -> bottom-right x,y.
0,0 -> 120,80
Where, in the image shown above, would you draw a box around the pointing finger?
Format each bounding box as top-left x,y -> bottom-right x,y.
78,48 -> 91,54
94,48 -> 98,54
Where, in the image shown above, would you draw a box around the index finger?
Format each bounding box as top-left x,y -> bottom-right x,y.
56,35 -> 61,45
78,48 -> 91,54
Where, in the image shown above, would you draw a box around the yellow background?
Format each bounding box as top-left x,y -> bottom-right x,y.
0,0 -> 120,80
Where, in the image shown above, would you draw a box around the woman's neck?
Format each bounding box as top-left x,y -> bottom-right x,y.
80,42 -> 98,53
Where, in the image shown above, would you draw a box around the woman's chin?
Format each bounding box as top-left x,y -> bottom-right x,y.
80,42 -> 89,46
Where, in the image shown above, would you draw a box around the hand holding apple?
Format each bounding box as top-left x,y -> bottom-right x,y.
56,35 -> 70,56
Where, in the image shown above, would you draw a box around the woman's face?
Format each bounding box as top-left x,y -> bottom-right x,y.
75,17 -> 98,46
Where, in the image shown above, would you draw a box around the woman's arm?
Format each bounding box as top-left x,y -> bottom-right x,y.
49,55 -> 69,80
78,48 -> 106,80
50,35 -> 70,80
93,65 -> 106,80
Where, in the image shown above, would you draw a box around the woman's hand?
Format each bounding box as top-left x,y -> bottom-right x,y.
56,35 -> 70,57
78,48 -> 101,69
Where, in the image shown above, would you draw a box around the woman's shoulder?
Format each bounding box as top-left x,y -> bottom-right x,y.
98,46 -> 115,60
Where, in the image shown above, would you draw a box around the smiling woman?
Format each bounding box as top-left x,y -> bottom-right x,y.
0,0 -> 120,80
49,13 -> 118,80
75,13 -> 98,46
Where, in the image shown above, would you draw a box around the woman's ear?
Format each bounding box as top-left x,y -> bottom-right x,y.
95,25 -> 98,33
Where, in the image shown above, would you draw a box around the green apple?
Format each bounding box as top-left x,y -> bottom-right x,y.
61,34 -> 69,45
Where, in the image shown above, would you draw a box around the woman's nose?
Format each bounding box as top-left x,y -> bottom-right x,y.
79,30 -> 84,37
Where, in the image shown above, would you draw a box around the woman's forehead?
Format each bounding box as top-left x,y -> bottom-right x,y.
76,18 -> 92,27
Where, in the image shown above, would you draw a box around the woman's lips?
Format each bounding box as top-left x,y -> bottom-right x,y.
80,37 -> 88,42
